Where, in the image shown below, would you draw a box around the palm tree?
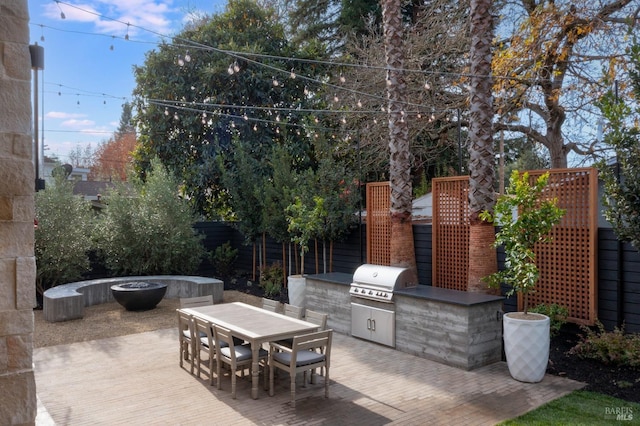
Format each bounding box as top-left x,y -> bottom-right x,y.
382,0 -> 418,281
467,0 -> 497,292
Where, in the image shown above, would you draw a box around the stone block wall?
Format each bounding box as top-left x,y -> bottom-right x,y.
0,0 -> 38,423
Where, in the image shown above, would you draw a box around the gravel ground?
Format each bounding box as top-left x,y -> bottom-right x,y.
33,290 -> 261,348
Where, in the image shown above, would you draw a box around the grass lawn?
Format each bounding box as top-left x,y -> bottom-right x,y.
499,390 -> 639,425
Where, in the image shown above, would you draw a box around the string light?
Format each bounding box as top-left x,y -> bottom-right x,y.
124,23 -> 130,40
55,1 -> 66,19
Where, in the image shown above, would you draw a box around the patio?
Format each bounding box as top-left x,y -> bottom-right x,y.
34,326 -> 583,425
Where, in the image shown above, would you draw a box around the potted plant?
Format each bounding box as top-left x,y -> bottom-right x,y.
285,195 -> 326,308
480,170 -> 565,383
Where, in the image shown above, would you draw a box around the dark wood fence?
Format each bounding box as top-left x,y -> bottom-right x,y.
195,221 -> 640,333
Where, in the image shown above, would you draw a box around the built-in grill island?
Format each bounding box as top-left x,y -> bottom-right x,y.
305,270 -> 504,370
350,264 -> 417,347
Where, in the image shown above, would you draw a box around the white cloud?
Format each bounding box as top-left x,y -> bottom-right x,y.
61,119 -> 96,128
46,111 -> 87,119
45,1 -> 178,37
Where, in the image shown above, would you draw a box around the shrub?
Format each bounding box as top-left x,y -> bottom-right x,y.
259,262 -> 284,298
569,321 -> 640,368
529,303 -> 569,337
35,175 -> 94,295
211,241 -> 238,278
94,160 -> 205,276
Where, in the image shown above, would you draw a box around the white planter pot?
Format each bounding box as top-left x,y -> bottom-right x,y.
503,312 -> 550,383
287,275 -> 306,309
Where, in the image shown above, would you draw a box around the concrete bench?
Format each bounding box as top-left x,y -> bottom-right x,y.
43,275 -> 224,323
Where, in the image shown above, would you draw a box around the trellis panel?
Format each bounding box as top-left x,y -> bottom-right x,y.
432,168 -> 598,325
432,177 -> 469,291
524,168 -> 598,325
366,182 -> 391,265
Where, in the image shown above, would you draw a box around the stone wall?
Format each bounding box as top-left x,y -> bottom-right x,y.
0,0 -> 38,423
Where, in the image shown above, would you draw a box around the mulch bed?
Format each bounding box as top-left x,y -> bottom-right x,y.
547,323 -> 640,403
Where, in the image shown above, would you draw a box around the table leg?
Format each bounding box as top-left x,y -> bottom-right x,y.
251,343 -> 259,399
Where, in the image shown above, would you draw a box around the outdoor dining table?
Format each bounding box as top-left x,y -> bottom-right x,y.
182,302 -> 319,399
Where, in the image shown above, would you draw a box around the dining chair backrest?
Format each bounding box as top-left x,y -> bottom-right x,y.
192,316 -> 215,385
213,324 -> 268,398
262,298 -> 279,312
176,309 -> 196,373
304,309 -> 328,330
284,304 -> 303,319
180,295 -> 214,308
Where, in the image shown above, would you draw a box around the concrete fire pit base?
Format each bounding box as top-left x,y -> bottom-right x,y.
111,282 -> 168,311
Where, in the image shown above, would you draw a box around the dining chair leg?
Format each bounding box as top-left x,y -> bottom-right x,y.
290,373 -> 297,408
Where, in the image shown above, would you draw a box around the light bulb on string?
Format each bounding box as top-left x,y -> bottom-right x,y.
341,116 -> 347,124
253,124 -> 258,131
173,112 -> 179,120
339,74 -> 346,83
227,64 -> 234,75
184,51 -> 191,62
109,36 -> 115,51
125,23 -> 130,40
178,56 -> 184,67
233,62 -> 240,72
373,118 -> 378,124
273,78 -> 280,87
357,100 -> 362,108
164,108 -> 169,116
40,25 -> 45,41
333,94 -> 339,103
304,87 -> 309,95
56,1 -> 66,19
290,69 -> 296,79
424,81 -> 431,90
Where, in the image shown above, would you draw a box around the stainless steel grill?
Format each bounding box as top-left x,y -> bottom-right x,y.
349,264 -> 416,303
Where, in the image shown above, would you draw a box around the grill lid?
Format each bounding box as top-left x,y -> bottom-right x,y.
352,264 -> 416,290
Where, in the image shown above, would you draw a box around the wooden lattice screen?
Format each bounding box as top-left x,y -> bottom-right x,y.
432,176 -> 470,291
525,168 -> 598,325
366,182 -> 391,265
432,168 -> 598,325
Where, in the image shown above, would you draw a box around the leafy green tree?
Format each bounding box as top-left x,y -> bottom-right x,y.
132,0 -> 326,217
597,42 -> 640,252
35,175 -> 94,294
94,159 -> 206,276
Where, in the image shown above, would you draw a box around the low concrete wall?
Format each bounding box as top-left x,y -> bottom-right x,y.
395,287 -> 503,370
43,276 -> 224,322
306,273 -> 352,335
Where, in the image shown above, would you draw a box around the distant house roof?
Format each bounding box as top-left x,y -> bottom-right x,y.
412,193 -> 432,223
73,181 -> 115,199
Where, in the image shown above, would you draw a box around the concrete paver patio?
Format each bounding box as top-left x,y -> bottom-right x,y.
34,328 -> 584,425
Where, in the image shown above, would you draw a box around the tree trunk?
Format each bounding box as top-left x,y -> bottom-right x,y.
383,0 -> 418,281
467,0 -> 497,293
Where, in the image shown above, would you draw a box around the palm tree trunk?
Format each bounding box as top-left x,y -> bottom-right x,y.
467,0 -> 497,293
383,0 -> 418,282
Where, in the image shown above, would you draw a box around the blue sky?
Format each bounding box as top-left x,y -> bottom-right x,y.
28,0 -> 226,163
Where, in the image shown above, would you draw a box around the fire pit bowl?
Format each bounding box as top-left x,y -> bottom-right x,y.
110,281 -> 167,311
